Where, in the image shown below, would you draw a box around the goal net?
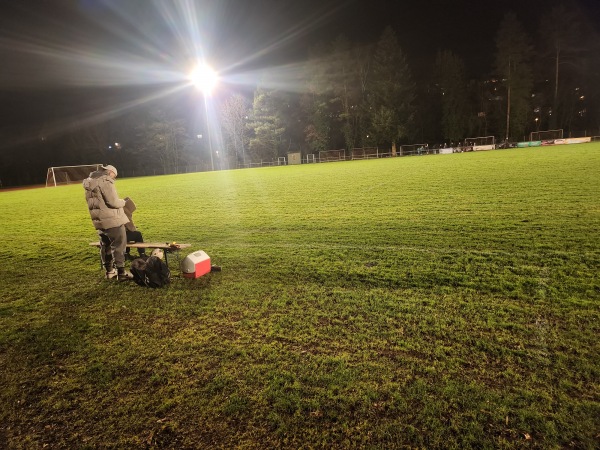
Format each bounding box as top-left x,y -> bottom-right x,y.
319,149 -> 346,162
465,136 -> 495,146
400,144 -> 427,156
46,164 -> 102,187
530,129 -> 563,142
351,147 -> 379,160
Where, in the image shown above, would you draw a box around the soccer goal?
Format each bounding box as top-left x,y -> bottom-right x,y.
351,147 -> 379,160
530,129 -> 563,142
464,136 -> 496,151
400,144 -> 427,156
319,149 -> 346,162
465,136 -> 495,146
46,164 -> 102,187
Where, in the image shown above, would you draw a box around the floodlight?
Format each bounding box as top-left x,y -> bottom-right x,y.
189,63 -> 218,94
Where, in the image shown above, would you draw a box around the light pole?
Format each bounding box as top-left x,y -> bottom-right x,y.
196,134 -> 207,170
505,58 -> 511,142
189,62 -> 218,171
203,99 -> 214,171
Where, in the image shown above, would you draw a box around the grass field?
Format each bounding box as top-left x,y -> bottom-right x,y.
0,145 -> 598,449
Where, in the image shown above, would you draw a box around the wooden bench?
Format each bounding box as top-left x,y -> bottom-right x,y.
90,242 -> 191,269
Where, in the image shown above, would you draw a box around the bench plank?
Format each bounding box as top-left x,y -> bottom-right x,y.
89,242 -> 192,271
90,242 -> 191,250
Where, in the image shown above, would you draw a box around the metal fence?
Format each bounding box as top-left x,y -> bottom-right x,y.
114,138 -> 600,179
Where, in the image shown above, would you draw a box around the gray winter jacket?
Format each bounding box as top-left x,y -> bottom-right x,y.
83,170 -> 129,230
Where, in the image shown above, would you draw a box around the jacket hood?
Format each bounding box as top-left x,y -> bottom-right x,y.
83,170 -> 111,191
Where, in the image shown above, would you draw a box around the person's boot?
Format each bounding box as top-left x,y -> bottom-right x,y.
105,266 -> 118,280
117,267 -> 133,281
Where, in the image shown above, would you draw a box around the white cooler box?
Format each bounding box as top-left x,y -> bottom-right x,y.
181,250 -> 211,278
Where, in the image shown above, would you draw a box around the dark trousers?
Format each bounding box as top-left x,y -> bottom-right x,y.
126,230 -> 146,256
98,225 -> 127,269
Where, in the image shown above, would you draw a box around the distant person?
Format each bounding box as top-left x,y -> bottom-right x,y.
123,197 -> 147,261
83,164 -> 133,281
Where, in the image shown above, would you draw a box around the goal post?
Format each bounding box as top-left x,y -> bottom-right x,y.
464,136 -> 495,146
46,164 -> 102,187
318,149 -> 346,162
351,147 -> 379,160
400,144 -> 427,156
464,136 -> 496,151
529,129 -> 563,142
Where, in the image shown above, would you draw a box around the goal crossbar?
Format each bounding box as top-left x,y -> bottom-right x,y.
465,136 -> 495,146
318,149 -> 346,162
530,129 -> 563,141
46,164 -> 103,187
400,144 -> 427,156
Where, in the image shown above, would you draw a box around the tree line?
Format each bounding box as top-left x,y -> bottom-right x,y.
1,6 -> 598,186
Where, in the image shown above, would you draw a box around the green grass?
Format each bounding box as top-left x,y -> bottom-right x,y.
1,145 -> 598,449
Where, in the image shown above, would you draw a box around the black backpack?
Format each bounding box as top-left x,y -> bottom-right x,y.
130,255 -> 171,288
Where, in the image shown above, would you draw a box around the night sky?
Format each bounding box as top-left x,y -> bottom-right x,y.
0,0 -> 598,131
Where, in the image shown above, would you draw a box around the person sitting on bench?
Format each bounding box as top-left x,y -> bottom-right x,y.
123,197 -> 147,261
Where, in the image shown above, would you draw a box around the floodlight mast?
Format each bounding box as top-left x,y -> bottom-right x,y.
189,63 -> 218,95
204,99 -> 214,171
189,63 -> 218,171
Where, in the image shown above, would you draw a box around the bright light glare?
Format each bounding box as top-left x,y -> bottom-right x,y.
189,63 -> 218,94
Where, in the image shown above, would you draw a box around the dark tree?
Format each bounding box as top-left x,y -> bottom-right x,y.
435,50 -> 470,143
248,88 -> 286,161
220,94 -> 251,166
366,26 -> 415,155
538,4 -> 598,134
494,12 -> 533,141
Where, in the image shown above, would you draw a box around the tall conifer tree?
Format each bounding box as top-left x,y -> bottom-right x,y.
494,12 -> 533,141
366,26 -> 415,154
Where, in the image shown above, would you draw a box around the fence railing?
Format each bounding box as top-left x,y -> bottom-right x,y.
114,138 -> 599,179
